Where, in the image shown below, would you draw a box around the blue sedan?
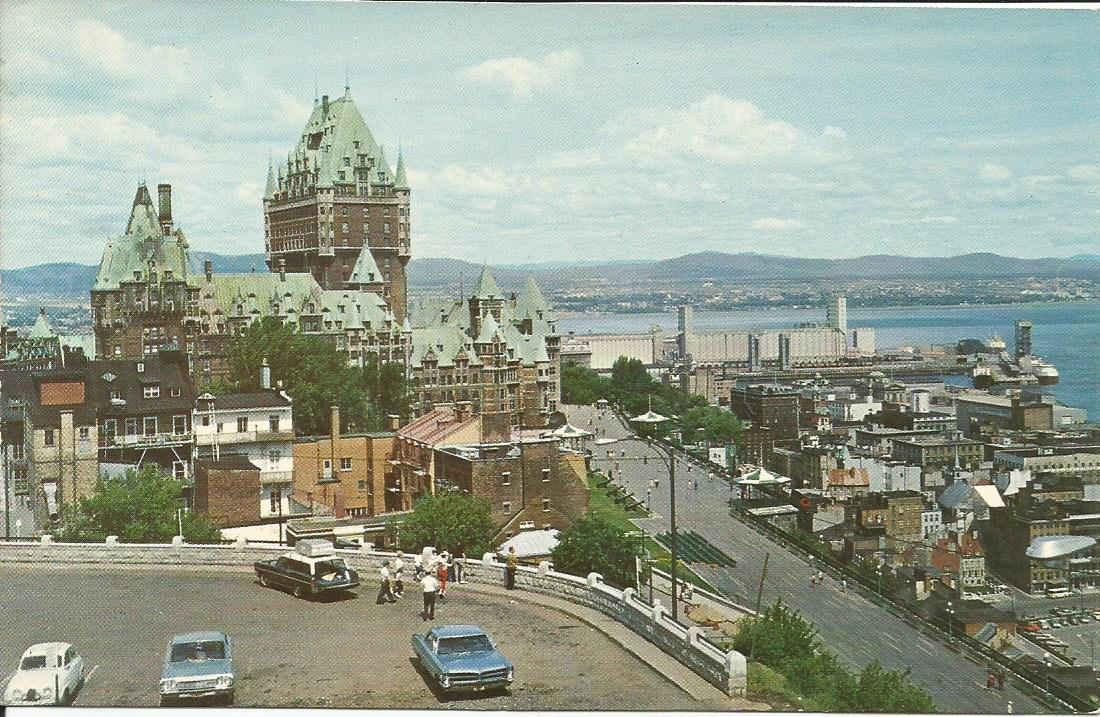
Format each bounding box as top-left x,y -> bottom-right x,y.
411,625 -> 514,694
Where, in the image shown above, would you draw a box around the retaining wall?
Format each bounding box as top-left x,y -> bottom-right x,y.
0,537 -> 746,697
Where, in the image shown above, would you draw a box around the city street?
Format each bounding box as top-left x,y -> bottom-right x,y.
571,404 -> 1043,714
0,564 -> 718,710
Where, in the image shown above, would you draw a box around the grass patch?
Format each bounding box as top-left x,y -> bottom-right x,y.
586,472 -> 647,533
748,662 -> 820,711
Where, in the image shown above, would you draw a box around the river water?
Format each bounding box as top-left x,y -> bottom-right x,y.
558,301 -> 1100,420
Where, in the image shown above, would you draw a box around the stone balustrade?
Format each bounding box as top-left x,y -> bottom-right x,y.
0,538 -> 746,697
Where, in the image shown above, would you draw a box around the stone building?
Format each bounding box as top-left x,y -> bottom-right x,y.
433,436 -> 589,538
392,404 -> 495,512
193,455 -> 263,528
409,267 -> 561,429
730,384 -> 800,441
263,87 -> 411,322
91,183 -> 408,388
891,434 -> 983,471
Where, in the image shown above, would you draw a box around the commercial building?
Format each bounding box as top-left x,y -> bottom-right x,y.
826,294 -> 848,333
844,490 -> 926,544
391,404 -> 487,512
891,434 -> 983,471
263,87 -> 411,322
954,392 -> 1054,433
730,384 -> 800,441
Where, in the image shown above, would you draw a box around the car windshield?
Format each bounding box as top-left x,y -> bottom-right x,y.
20,655 -> 48,670
170,640 -> 226,662
315,559 -> 347,576
437,635 -> 493,655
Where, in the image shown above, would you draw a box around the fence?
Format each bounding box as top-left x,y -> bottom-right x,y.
0,535 -> 747,698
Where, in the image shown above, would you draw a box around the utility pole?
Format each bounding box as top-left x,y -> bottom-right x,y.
669,443 -> 678,622
749,552 -> 770,662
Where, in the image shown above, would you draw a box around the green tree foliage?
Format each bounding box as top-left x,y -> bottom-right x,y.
560,362 -> 611,406
392,493 -> 496,557
680,404 -> 743,445
58,466 -> 221,544
551,514 -> 641,589
220,316 -> 409,435
735,599 -> 936,713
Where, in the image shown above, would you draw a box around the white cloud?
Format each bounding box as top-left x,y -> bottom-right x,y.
460,50 -> 581,98
979,162 -> 1012,182
918,215 -> 959,224
822,126 -> 848,140
751,217 -> 804,230
1067,164 -> 1100,182
541,148 -> 602,170
433,164 -> 514,196
73,19 -> 191,87
620,94 -> 847,166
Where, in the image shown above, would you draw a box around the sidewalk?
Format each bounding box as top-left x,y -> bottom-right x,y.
451,578 -> 767,709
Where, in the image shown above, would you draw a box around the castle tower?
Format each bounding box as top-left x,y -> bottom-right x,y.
263,87 -> 410,322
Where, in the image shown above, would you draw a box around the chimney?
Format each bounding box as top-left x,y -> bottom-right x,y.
157,183 -> 173,234
261,357 -> 271,390
330,405 -> 340,442
204,260 -> 213,282
386,413 -> 400,432
455,401 -> 471,422
278,257 -> 286,282
322,94 -> 329,117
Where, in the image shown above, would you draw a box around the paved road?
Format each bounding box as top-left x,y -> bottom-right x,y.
0,564 -> 716,710
573,404 -> 1043,714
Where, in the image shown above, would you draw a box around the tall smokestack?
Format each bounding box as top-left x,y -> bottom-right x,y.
322,94 -> 329,118
261,357 -> 271,390
278,257 -> 286,282
204,260 -> 213,282
330,405 -> 340,442
157,183 -> 173,234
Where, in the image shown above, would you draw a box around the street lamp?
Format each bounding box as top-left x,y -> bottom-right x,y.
946,600 -> 956,636
630,407 -> 680,622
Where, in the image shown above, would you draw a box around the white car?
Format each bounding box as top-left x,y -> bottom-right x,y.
3,643 -> 85,705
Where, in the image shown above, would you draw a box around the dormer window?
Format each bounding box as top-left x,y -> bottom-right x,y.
136,362 -> 144,373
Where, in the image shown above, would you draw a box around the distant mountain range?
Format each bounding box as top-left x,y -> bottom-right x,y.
3,251 -> 1098,302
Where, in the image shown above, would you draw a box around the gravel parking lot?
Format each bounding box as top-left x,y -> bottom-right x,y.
0,564 -> 721,709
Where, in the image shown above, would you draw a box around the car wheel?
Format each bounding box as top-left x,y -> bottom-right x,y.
294,585 -> 306,599
223,691 -> 235,706
61,689 -> 70,705
160,696 -> 176,707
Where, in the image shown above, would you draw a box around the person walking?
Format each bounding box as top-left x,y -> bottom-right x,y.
376,560 -> 395,604
505,546 -> 518,590
392,554 -> 405,599
420,569 -> 439,621
437,553 -> 450,601
446,551 -> 456,584
455,550 -> 466,584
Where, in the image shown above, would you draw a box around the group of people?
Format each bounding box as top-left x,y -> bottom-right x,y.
376,550 -> 467,621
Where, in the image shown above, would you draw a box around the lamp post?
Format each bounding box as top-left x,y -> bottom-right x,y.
1043,653 -> 1051,694
946,600 -> 956,636
631,408 -> 679,622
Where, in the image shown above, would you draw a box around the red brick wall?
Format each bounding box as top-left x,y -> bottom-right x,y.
194,464 -> 260,527
39,381 -> 85,406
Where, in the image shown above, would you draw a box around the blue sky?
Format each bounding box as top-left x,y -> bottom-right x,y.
1,3 -> 1097,268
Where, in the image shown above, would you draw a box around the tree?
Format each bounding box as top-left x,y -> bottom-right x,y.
393,493 -> 496,558
58,466 -> 221,544
220,317 -> 409,436
680,405 -> 743,446
551,514 -> 641,588
560,363 -> 611,406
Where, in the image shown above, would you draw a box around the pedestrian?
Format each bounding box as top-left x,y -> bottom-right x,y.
456,551 -> 466,583
693,479 -> 699,491
376,560 -> 395,604
1007,700 -> 1013,714
996,671 -> 1004,690
420,569 -> 439,621
393,554 -> 405,599
446,551 -> 456,584
505,546 -> 518,590
437,553 -> 449,601
841,578 -> 847,592
986,673 -> 996,690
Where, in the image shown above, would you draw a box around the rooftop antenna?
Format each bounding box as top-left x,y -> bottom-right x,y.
344,63 -> 350,95
313,76 -> 318,104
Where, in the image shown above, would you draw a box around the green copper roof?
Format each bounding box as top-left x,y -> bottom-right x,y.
476,313 -> 501,344
264,161 -> 276,199
287,93 -> 392,190
93,184 -> 197,291
29,308 -> 55,338
394,150 -> 408,190
474,266 -> 502,299
515,275 -> 550,319
348,248 -> 383,287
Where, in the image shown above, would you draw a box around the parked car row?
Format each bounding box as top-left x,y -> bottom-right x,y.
2,632 -> 236,707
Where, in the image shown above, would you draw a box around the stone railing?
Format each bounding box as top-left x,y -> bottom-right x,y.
0,537 -> 746,697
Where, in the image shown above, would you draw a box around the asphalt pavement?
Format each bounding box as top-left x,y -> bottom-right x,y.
572,404 -> 1043,714
0,563 -> 717,710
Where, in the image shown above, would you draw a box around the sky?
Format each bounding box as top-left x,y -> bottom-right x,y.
1,3 -> 1097,269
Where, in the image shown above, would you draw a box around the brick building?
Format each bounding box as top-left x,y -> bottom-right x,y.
263,87 -> 410,322
845,490 -> 926,545
293,406 -> 396,519
434,437 -> 589,538
891,434 -> 983,471
730,384 -> 800,441
409,268 -> 561,429
193,455 -> 262,527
